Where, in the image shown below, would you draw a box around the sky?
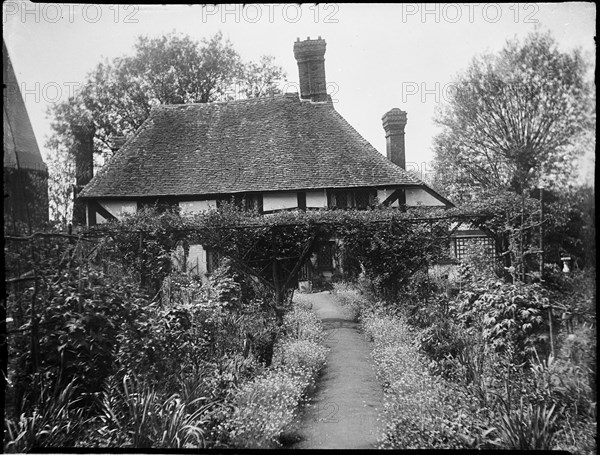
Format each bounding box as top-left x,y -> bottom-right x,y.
3,2 -> 596,184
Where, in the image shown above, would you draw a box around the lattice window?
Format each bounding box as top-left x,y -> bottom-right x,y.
206,248 -> 221,274
454,236 -> 496,261
317,241 -> 334,269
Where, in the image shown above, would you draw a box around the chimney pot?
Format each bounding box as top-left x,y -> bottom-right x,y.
382,108 -> 407,169
293,37 -> 328,102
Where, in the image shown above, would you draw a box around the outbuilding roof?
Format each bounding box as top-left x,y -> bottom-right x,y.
3,40 -> 47,172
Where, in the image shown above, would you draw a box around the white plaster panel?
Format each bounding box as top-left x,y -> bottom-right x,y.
98,200 -> 137,222
405,188 -> 446,206
263,192 -> 298,212
376,188 -> 399,207
306,190 -> 327,208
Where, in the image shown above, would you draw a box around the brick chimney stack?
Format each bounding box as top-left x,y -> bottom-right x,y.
293,36 -> 327,102
382,108 -> 407,169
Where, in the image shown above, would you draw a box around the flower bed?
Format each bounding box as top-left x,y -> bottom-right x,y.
222,304 -> 328,448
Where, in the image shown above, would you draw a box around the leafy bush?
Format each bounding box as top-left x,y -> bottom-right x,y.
6,263 -> 151,418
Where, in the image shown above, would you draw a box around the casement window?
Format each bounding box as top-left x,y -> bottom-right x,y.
317,241 -> 335,270
327,189 -> 376,210
354,190 -> 376,209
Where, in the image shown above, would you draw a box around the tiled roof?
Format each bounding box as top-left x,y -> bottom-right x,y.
80,94 -> 427,199
3,40 -> 46,172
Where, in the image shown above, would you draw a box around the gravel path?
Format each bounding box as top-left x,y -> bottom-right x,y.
287,292 -> 384,449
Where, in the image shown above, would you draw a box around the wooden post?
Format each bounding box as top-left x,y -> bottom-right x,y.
520,192 -> 526,282
139,230 -> 145,288
539,187 -> 544,281
30,270 -> 40,374
548,307 -> 555,358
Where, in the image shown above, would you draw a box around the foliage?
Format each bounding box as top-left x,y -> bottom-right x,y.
45,148 -> 75,229
496,398 -> 558,450
430,29 -> 595,280
4,378 -> 89,453
433,30 -> 594,198
5,236 -> 150,419
101,206 -> 188,296
4,223 -> 282,449
89,204 -> 490,314
95,375 -> 219,449
455,279 -> 550,363
45,31 -> 286,223
542,185 -> 596,268
347,252 -> 595,453
338,212 -> 450,299
529,351 -> 594,419
238,54 -> 287,99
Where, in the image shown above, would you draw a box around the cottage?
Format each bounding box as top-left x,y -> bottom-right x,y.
79,37 -> 458,281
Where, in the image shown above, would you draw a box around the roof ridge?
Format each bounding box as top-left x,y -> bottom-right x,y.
152,93 -> 302,110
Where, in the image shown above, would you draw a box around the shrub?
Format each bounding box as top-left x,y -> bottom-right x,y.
6,265 -> 151,419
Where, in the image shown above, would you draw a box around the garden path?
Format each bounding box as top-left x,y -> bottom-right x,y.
287,291 -> 384,449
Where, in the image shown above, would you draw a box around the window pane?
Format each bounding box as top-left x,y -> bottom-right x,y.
317,242 -> 334,269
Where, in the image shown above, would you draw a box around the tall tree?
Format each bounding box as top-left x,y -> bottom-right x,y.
432,30 -> 594,202
46,31 -> 286,225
